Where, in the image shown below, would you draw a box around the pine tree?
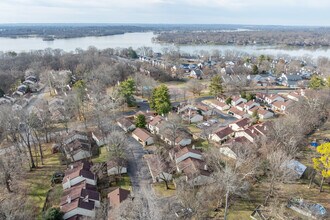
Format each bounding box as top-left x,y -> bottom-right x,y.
209,75 -> 224,97
119,77 -> 136,107
135,114 -> 146,128
149,84 -> 171,115
309,75 -> 325,90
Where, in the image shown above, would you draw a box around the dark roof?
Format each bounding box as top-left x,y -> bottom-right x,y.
108,188 -> 130,206
63,163 -> 95,184
214,126 -> 234,139
61,186 -> 100,206
65,139 -> 91,155
230,118 -> 250,128
60,197 -> 95,213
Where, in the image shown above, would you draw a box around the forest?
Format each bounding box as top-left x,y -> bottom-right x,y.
155,28 -> 330,47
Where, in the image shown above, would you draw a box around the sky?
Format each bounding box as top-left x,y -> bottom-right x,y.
0,0 -> 330,26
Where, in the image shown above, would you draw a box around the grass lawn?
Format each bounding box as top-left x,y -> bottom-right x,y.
193,138 -> 209,150
23,143 -> 65,219
100,174 -> 132,198
187,125 -> 201,134
92,145 -> 108,163
113,174 -> 132,191
152,182 -> 176,197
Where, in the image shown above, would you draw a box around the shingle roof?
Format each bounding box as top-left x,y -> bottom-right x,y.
63,163 -> 95,184
175,147 -> 202,159
108,188 -> 130,207
149,115 -> 164,126
132,128 -> 152,141
60,197 -> 95,213
117,117 -> 134,128
177,158 -> 210,178
214,126 -> 234,139
230,118 -> 250,128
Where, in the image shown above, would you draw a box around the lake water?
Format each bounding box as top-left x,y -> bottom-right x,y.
1,32 -> 330,59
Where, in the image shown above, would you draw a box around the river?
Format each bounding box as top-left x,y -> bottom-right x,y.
1,32 -> 330,59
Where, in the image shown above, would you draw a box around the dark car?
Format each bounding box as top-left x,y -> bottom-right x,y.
51,171 -> 65,184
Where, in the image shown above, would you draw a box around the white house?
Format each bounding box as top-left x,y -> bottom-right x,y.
132,128 -> 154,146
182,111 -> 203,123
64,139 -> 93,162
244,100 -> 260,111
208,99 -> 230,111
145,154 -> 173,183
228,107 -> 249,119
209,126 -> 234,143
117,117 -> 136,132
231,96 -> 247,106
107,160 -> 127,176
229,118 -> 250,132
265,94 -> 285,104
175,147 -> 203,164
64,131 -> 89,145
61,198 -> 96,220
62,164 -> 97,190
258,109 -> 274,119
148,115 -> 164,134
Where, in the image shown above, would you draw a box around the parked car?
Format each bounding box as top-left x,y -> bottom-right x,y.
51,171 -> 64,184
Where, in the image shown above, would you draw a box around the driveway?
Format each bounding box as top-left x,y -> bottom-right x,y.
125,136 -> 178,219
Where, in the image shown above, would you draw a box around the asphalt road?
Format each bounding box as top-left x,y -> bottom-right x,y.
125,135 -> 177,219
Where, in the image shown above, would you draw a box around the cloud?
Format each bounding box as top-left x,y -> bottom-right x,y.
0,0 -> 329,25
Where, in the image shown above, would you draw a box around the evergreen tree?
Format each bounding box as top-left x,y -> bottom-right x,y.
135,114 -> 146,128
309,75 -> 325,90
252,65 -> 259,75
119,77 -> 136,107
150,84 -> 171,115
225,97 -> 232,105
44,208 -> 64,220
209,75 -> 224,97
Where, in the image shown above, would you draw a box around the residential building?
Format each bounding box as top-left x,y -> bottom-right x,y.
117,117 -> 136,132
132,128 -> 154,146
209,126 -> 235,143
62,161 -> 97,190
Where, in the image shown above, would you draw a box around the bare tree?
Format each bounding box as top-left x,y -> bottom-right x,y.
0,152 -> 24,193
263,150 -> 294,205
186,79 -> 203,97
0,194 -> 34,220
106,131 -> 128,178
160,114 -> 184,150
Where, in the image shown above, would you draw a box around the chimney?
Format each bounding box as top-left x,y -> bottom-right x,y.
192,145 -> 195,149
204,164 -> 208,170
251,129 -> 254,133
67,177 -> 71,188
67,195 -> 71,204
70,165 -> 74,169
83,195 -> 89,202
147,110 -> 149,113
264,126 -> 267,131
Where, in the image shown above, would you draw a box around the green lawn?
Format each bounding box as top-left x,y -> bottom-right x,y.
110,174 -> 132,191
152,182 -> 176,197
193,138 -> 210,150
92,145 -> 108,163
187,125 -> 201,134
24,144 -> 65,219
